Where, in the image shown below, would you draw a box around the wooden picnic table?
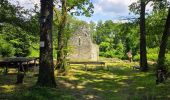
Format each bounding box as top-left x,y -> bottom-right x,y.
0,57 -> 39,74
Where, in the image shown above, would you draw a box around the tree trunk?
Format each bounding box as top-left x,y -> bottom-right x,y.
16,72 -> 25,84
156,8 -> 170,83
139,1 -> 148,71
37,0 -> 56,87
56,0 -> 67,72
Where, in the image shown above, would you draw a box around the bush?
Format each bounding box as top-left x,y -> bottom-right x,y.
133,48 -> 159,61
1,23 -> 32,57
0,40 -> 15,57
133,54 -> 140,61
165,54 -> 170,67
147,54 -> 158,61
99,49 -> 124,59
99,42 -> 110,52
147,47 -> 159,54
133,54 -> 158,61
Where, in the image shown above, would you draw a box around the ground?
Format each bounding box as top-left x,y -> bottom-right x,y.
0,59 -> 170,100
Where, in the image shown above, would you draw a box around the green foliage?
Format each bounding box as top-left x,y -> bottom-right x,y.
99,42 -> 110,51
1,23 -> 31,57
94,20 -> 139,59
134,48 -> 158,61
0,0 -> 39,57
146,9 -> 167,48
94,7 -> 169,61
165,54 -> 170,69
66,0 -> 94,17
129,0 -> 169,15
29,44 -> 39,57
0,38 -> 15,57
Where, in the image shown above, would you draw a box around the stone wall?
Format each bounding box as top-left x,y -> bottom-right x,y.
68,26 -> 99,61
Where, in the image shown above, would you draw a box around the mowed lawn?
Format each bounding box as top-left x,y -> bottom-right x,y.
0,60 -> 170,100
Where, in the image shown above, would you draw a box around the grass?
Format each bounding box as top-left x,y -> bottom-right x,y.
0,60 -> 170,100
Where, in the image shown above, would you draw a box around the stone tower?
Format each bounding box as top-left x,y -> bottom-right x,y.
68,25 -> 99,61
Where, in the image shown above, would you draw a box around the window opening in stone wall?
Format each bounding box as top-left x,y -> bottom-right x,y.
79,37 -> 81,46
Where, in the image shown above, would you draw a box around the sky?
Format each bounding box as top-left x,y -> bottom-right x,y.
9,0 -> 169,23
77,0 -> 138,22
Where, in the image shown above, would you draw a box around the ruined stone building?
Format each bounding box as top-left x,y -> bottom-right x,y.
68,26 -> 99,61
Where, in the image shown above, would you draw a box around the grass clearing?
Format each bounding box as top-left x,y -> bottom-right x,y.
0,61 -> 170,100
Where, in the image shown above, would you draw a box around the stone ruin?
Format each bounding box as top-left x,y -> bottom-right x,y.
68,26 -> 99,61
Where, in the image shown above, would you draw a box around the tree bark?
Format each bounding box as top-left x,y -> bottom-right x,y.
156,8 -> 170,83
37,0 -> 56,87
56,0 -> 67,72
139,0 -> 148,71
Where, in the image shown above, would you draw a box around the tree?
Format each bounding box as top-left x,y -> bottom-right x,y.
156,7 -> 170,83
129,0 -> 169,71
139,0 -> 148,71
55,0 -> 94,73
0,0 -> 39,57
37,0 -> 56,87
56,0 -> 67,72
146,9 -> 167,48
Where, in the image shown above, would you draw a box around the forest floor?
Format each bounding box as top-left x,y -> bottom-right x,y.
0,59 -> 170,100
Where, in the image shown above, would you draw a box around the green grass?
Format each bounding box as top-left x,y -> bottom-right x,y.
0,61 -> 170,100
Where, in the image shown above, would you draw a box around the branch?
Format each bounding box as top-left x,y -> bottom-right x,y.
67,1 -> 80,12
67,5 -> 75,12
145,0 -> 152,5
53,6 -> 61,24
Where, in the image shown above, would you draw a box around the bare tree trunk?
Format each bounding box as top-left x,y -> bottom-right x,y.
156,8 -> 170,84
139,0 -> 148,71
37,0 -> 56,87
56,0 -> 67,73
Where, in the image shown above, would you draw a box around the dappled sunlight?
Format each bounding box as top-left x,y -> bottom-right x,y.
0,61 -> 170,100
0,85 -> 16,93
117,82 -> 129,87
93,87 -> 104,92
136,86 -> 145,90
134,72 -> 152,77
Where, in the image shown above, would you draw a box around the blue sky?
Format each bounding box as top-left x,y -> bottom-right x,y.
76,0 -> 137,22
9,0 -> 169,23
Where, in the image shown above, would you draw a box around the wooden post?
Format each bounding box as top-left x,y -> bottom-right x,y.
3,63 -> 8,75
84,64 -> 87,71
16,62 -> 25,84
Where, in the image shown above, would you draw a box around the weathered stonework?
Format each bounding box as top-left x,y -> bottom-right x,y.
68,26 -> 99,61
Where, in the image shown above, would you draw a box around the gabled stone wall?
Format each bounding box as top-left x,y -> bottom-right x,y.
68,26 -> 99,61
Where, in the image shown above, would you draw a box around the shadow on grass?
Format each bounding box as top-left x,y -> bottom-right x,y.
0,65 -> 170,100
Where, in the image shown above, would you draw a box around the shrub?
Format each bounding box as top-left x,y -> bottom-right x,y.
147,54 -> 158,61
133,48 -> 159,61
0,40 -> 15,57
148,48 -> 158,53
133,54 -> 140,61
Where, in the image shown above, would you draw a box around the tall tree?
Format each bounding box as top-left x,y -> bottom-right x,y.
56,0 -> 67,72
129,0 -> 169,71
37,0 -> 56,87
139,0 -> 148,71
156,7 -> 170,83
129,0 -> 152,71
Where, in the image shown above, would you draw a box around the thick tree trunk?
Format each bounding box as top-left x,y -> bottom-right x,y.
37,0 -> 56,87
156,8 -> 170,84
139,1 -> 148,71
56,0 -> 67,72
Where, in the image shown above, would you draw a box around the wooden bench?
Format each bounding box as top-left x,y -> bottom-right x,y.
67,61 -> 107,70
